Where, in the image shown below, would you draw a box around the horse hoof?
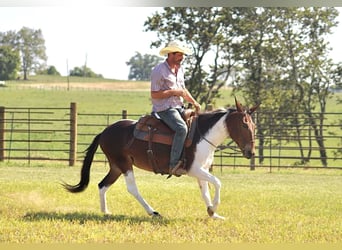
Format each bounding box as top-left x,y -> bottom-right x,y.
207,206 -> 215,216
211,213 -> 225,220
151,211 -> 162,218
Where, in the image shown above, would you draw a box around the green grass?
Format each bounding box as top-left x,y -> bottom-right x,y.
1,85 -> 151,114
7,74 -> 123,83
0,163 -> 341,243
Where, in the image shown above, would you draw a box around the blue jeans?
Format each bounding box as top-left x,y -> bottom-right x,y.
157,108 -> 188,168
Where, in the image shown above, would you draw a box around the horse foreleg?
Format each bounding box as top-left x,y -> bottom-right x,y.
197,179 -> 213,210
190,168 -> 224,219
124,170 -> 160,217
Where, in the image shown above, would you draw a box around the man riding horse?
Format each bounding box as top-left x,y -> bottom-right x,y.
150,41 -> 201,176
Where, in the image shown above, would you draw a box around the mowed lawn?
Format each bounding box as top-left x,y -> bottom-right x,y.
0,162 -> 341,243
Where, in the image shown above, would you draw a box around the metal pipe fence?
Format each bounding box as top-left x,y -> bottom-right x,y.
0,104 -> 341,170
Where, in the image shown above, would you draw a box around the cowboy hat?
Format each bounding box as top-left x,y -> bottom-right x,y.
159,40 -> 193,56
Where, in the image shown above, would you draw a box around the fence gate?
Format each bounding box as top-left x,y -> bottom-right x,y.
0,103 -> 76,165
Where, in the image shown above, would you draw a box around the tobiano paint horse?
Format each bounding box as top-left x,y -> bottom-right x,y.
63,98 -> 259,219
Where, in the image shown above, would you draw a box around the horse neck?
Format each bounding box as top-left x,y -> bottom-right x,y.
197,111 -> 230,147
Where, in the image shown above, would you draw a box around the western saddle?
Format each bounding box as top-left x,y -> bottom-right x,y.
133,109 -> 197,174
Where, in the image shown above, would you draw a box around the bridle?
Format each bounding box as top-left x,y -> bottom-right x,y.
224,110 -> 256,153
196,104 -> 258,155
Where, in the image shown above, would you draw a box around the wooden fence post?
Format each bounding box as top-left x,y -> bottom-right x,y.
122,110 -> 127,119
0,107 -> 4,161
69,102 -> 77,166
250,156 -> 255,171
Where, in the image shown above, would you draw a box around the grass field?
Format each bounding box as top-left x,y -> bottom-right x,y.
0,162 -> 341,243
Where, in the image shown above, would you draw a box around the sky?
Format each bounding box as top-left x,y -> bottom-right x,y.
0,6 -> 341,80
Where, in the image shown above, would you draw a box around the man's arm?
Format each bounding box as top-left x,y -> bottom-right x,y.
151,89 -> 184,99
183,89 -> 201,112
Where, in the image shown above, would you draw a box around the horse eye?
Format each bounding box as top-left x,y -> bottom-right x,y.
242,123 -> 248,129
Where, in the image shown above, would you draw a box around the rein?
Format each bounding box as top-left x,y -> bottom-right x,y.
198,127 -> 217,148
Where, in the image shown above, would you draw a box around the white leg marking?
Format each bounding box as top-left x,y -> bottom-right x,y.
124,170 -> 156,216
190,168 -> 221,212
197,179 -> 213,208
99,186 -> 110,214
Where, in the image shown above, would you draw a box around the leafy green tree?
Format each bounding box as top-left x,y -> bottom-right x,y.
0,45 -> 20,80
0,27 -> 47,80
145,7 -> 339,167
295,7 -> 339,166
16,27 -> 47,80
38,65 -> 61,76
126,52 -> 162,80
144,7 -> 235,108
69,66 -> 103,78
46,65 -> 61,76
230,7 -> 338,166
331,62 -> 342,90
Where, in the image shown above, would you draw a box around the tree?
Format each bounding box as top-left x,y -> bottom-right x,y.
16,27 -> 47,80
69,66 -> 103,78
37,65 -> 61,76
126,52 -> 162,80
144,7 -> 235,108
46,65 -> 60,76
0,45 -> 20,80
295,7 -> 339,167
334,63 -> 342,89
144,7 -> 340,167
230,7 -> 338,166
0,27 -> 47,80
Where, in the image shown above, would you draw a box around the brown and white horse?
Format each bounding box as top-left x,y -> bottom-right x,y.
64,98 -> 259,219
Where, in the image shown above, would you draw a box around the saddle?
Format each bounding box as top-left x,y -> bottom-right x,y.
133,109 -> 198,175
133,109 -> 197,147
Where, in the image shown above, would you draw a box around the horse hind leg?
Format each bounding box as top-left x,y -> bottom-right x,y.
124,170 -> 160,217
98,166 -> 122,214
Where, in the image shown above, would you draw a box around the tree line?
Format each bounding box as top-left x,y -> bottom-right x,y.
143,7 -> 341,167
0,27 -> 103,80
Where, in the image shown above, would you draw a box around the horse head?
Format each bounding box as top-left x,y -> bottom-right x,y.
226,97 -> 260,159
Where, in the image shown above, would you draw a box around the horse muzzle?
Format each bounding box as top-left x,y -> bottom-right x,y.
243,144 -> 255,159
244,150 -> 254,159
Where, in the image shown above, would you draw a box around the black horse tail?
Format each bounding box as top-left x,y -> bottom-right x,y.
63,133 -> 101,193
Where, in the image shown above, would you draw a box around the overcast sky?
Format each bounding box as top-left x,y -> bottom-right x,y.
0,6 -> 341,80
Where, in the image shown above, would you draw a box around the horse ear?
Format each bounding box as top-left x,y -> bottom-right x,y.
248,102 -> 261,114
235,96 -> 244,112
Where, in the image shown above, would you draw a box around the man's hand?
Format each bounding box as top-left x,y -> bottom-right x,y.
193,101 -> 201,113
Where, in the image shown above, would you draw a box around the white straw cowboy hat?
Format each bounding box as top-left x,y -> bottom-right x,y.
159,40 -> 193,56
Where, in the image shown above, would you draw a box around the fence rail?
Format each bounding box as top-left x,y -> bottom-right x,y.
0,104 -> 341,170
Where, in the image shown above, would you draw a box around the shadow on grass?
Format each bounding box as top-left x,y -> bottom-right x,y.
22,211 -> 171,225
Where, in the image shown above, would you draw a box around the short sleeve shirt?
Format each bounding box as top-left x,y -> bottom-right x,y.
151,61 -> 185,112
